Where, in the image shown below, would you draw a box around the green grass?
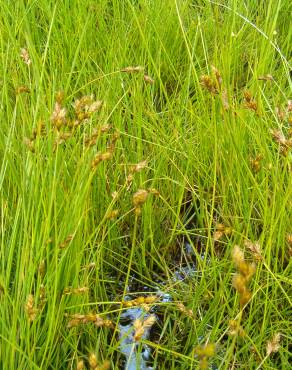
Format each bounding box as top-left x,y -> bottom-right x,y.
0,0 -> 291,369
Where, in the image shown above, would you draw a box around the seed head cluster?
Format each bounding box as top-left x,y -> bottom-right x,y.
270,128 -> 292,156
88,354 -> 110,370
213,223 -> 232,241
176,302 -> 195,318
200,66 -> 229,110
67,313 -> 114,329
266,333 -> 281,356
25,294 -> 38,322
63,287 -> 89,296
121,295 -> 157,312
194,343 -> 216,370
20,48 -> 31,65
232,245 -> 256,307
121,65 -> 154,84
243,91 -> 258,113
228,319 -> 245,337
133,315 -> 156,341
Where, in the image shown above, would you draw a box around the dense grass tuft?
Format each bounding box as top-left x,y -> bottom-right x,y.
0,1 -> 291,369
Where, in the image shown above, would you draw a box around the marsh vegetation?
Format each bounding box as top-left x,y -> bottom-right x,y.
0,1 -> 291,369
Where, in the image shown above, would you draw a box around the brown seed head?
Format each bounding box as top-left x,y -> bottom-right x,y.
200,75 -> 217,94
133,189 -> 149,207
211,65 -> 222,86
105,210 -> 119,220
232,274 -> 247,294
228,319 -> 245,337
131,160 -> 148,173
51,102 -> 67,129
238,261 -> 256,281
144,75 -> 154,84
239,289 -> 252,306
243,91 -> 258,112
275,106 -> 286,121
59,234 -> 74,249
144,295 -> 157,304
72,287 -> 89,295
143,315 -> 156,329
56,91 -> 65,104
243,90 -> 253,102
232,245 -> 245,267
89,353 -> 98,369
133,319 -> 144,341
101,152 -> 113,161
16,86 -> 31,94
194,343 -> 216,365
221,89 -> 229,110
121,66 -> 144,73
25,294 -> 38,321
99,360 -> 110,370
213,230 -> 224,241
24,137 -> 35,152
266,333 -> 281,356
133,315 -> 155,341
270,129 -> 287,146
244,240 -> 263,261
20,48 -> 31,65
88,100 -> 103,113
258,74 -> 273,81
77,360 -> 85,370
148,188 -> 160,196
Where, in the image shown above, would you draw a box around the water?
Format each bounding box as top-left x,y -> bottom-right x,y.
118,242 -> 207,369
119,306 -> 154,370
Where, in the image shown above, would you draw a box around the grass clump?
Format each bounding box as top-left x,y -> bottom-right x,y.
0,0 -> 291,369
